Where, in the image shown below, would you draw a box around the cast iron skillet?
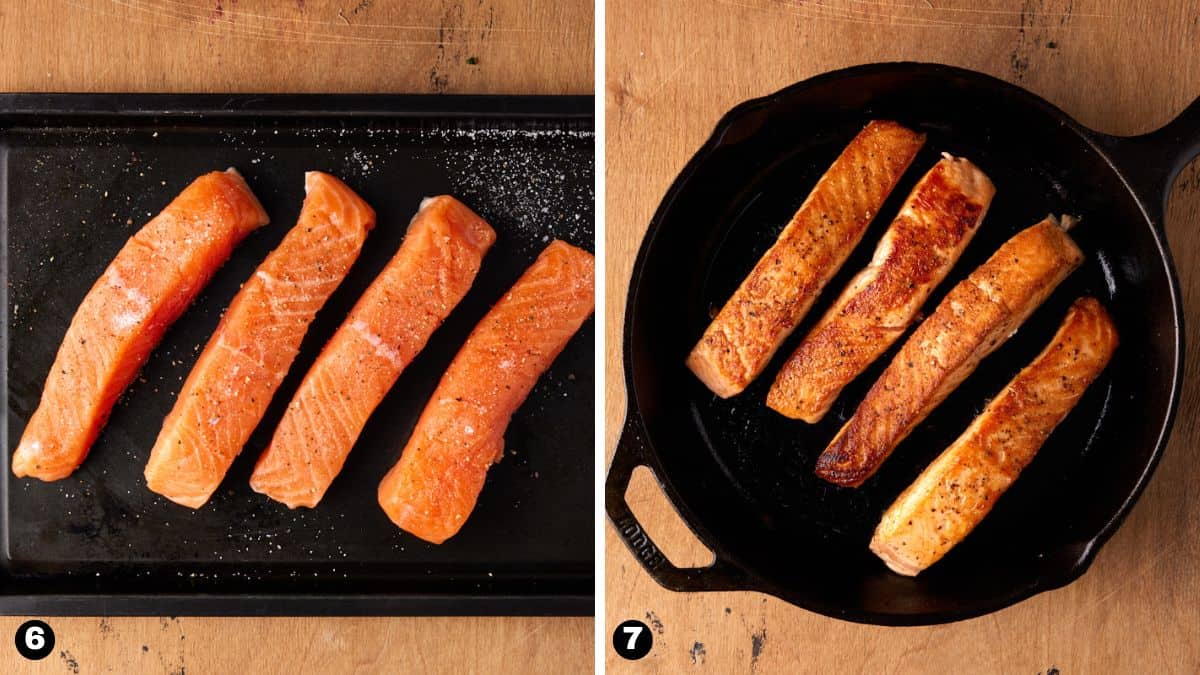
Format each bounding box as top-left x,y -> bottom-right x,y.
606,62 -> 1200,625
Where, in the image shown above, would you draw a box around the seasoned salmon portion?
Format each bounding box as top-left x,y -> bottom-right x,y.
250,196 -> 496,508
378,240 -> 595,544
871,297 -> 1118,576
768,155 -> 995,422
816,216 -> 1084,487
144,172 -> 375,508
687,120 -> 926,398
12,169 -> 268,481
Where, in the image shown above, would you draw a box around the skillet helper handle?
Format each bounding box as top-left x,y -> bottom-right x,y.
1096,95 -> 1200,219
606,412 -> 751,593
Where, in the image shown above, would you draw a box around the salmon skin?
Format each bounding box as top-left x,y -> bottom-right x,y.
144,172 -> 375,508
686,121 -> 926,398
767,155 -> 995,422
250,196 -> 497,508
815,216 -> 1084,487
871,298 -> 1117,576
377,240 -> 595,544
12,169 -> 269,481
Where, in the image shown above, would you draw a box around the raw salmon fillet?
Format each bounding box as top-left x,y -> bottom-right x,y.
377,240 -> 595,544
250,196 -> 497,508
144,172 -> 375,508
872,298 -> 1117,575
687,121 -> 926,398
12,169 -> 269,481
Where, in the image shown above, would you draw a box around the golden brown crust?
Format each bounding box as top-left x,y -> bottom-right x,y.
687,121 -> 926,398
870,297 -> 1118,575
815,217 -> 1084,487
767,155 -> 995,421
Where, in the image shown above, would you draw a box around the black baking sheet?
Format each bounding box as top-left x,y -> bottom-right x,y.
0,94 -> 594,615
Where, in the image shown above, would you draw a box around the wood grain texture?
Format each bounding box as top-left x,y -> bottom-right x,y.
1,616 -> 591,674
0,1 -> 593,673
606,1 -> 1200,673
0,0 -> 592,94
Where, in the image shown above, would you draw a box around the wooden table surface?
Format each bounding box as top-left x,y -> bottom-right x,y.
0,1 -> 593,674
606,1 -> 1200,673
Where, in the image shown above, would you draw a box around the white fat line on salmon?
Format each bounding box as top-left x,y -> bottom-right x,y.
214,336 -> 267,371
253,270 -> 329,288
350,320 -> 403,367
255,269 -> 332,292
106,267 -> 152,330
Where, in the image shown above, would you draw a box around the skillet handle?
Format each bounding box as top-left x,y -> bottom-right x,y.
1094,95 -> 1200,221
605,411 -> 752,593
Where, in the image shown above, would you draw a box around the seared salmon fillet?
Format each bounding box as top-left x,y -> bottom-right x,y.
687,121 -> 925,398
871,297 -> 1117,575
144,172 -> 375,508
767,155 -> 995,422
250,196 -> 497,508
816,216 -> 1084,487
377,240 -> 594,544
12,169 -> 268,481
